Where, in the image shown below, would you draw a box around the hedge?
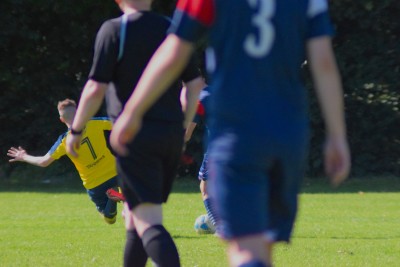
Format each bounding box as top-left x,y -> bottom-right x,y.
0,0 -> 398,181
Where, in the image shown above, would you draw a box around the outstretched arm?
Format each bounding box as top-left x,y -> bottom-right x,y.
110,34 -> 195,155
307,36 -> 351,186
7,146 -> 55,167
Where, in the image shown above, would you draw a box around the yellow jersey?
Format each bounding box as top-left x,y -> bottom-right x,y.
49,117 -> 117,189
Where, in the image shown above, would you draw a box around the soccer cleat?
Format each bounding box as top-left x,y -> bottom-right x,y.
106,188 -> 126,202
103,214 -> 117,224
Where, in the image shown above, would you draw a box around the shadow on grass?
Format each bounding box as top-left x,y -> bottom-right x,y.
301,176 -> 400,194
1,170 -> 399,194
295,235 -> 400,240
0,174 -> 201,194
173,176 -> 400,194
172,234 -> 212,240
0,181 -> 84,193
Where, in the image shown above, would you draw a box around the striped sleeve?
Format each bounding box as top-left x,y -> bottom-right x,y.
193,88 -> 210,123
168,0 -> 215,43
48,133 -> 67,160
193,101 -> 205,123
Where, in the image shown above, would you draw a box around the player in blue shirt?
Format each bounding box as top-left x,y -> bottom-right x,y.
110,1 -> 351,266
184,85 -> 219,233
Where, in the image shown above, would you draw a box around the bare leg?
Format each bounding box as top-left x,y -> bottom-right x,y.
227,234 -> 272,267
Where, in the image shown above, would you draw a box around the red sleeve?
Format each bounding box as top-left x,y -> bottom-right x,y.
176,0 -> 215,26
197,101 -> 205,116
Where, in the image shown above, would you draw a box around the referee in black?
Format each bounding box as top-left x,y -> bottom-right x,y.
66,0 -> 204,266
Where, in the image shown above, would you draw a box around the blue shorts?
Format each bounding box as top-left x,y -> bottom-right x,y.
208,127 -> 308,242
198,152 -> 209,181
86,176 -> 118,217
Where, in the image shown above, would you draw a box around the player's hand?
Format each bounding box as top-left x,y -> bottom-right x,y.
66,133 -> 82,158
324,136 -> 351,187
7,146 -> 27,162
110,112 -> 142,156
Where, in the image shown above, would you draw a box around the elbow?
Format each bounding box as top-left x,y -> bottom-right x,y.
83,80 -> 107,99
39,161 -> 52,168
187,77 -> 206,94
317,56 -> 337,73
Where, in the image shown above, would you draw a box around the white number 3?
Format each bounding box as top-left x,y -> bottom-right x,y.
244,0 -> 276,58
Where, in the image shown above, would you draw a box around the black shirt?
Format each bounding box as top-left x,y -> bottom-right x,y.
89,11 -> 200,122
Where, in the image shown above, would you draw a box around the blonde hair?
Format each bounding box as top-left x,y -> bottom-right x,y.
58,99 -> 76,121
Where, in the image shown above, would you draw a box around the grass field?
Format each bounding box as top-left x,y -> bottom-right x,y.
0,177 -> 399,267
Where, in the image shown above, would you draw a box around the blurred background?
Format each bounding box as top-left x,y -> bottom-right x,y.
0,0 -> 398,185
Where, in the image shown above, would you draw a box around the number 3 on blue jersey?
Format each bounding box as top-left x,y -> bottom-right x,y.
244,0 -> 275,58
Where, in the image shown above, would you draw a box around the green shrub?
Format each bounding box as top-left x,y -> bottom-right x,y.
0,0 -> 398,181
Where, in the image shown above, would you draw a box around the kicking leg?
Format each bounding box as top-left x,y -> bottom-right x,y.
201,180 -> 219,229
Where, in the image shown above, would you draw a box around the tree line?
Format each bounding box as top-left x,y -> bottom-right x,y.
0,0 -> 398,181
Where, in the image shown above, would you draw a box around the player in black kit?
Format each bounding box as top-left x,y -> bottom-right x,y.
66,1 -> 204,266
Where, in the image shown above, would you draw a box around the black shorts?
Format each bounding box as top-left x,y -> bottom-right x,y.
117,120 -> 184,210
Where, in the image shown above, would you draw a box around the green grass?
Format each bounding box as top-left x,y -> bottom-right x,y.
0,177 -> 399,266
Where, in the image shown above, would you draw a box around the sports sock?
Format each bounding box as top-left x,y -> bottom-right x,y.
104,199 -> 117,218
141,225 -> 180,267
124,229 -> 148,267
238,260 -> 269,267
203,198 -> 218,226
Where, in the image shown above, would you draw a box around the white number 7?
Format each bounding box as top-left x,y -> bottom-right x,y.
244,0 -> 276,58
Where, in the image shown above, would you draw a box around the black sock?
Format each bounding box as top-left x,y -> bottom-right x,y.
124,229 -> 148,267
104,199 -> 117,218
141,225 -> 180,267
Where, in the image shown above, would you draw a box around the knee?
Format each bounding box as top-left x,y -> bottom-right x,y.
228,236 -> 272,267
200,180 -> 208,199
132,204 -> 163,236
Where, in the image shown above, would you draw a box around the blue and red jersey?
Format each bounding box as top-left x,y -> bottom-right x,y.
193,86 -> 210,124
170,0 -> 334,138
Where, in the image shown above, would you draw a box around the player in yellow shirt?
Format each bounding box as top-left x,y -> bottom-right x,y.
7,99 -> 122,224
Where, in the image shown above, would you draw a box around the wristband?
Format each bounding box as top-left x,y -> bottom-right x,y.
70,128 -> 83,135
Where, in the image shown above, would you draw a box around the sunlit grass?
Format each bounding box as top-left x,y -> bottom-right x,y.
0,177 -> 399,266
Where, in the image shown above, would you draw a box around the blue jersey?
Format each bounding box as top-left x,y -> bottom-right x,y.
170,0 -> 333,140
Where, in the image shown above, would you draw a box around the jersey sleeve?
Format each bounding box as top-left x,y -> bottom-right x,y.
89,20 -> 119,83
168,0 -> 215,43
193,88 -> 210,123
193,101 -> 204,123
306,0 -> 334,39
48,133 -> 67,160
